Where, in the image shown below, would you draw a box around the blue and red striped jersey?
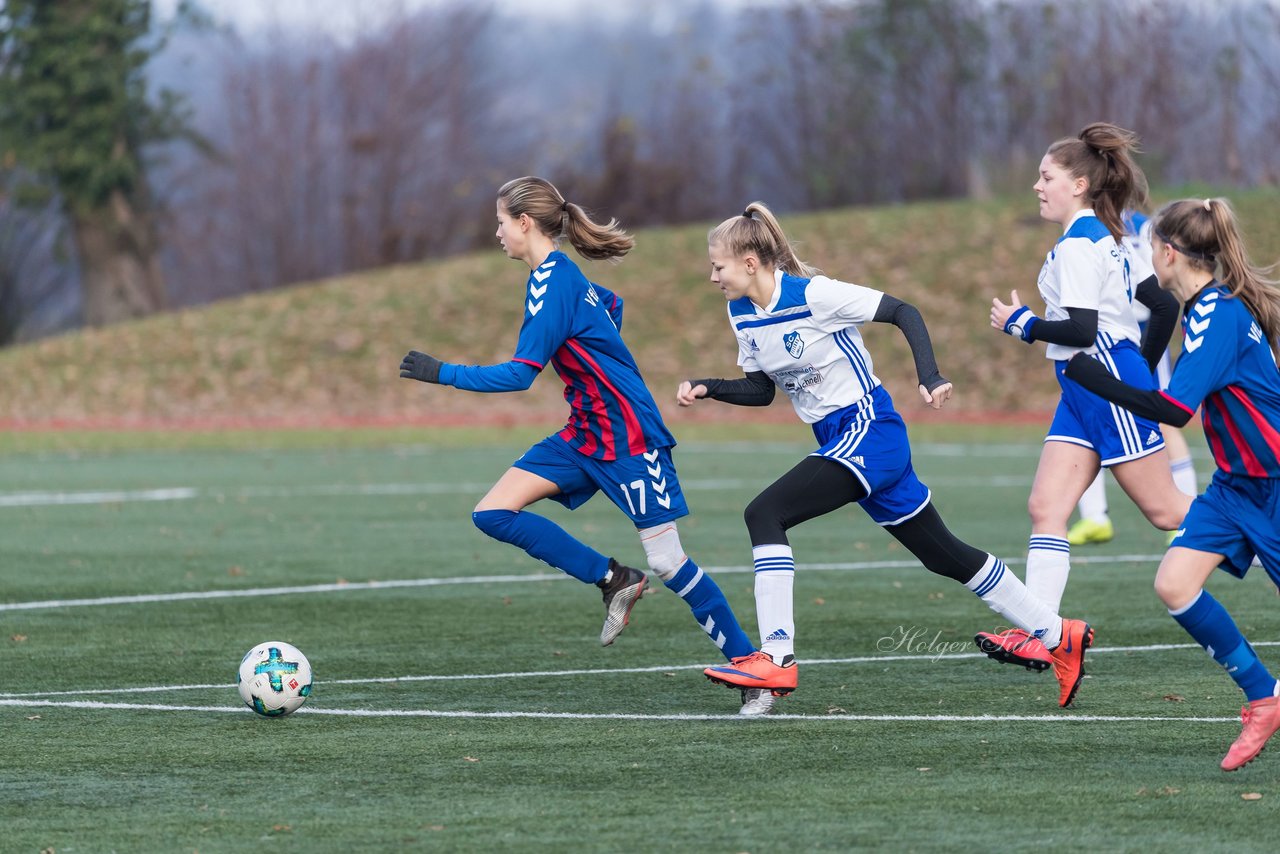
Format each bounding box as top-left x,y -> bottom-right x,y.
1163,284 -> 1280,477
512,251 -> 674,461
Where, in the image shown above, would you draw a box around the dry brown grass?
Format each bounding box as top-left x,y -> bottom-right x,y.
3,188 -> 1277,428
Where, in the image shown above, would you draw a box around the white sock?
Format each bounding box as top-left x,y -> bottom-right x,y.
753,544 -> 795,662
1076,471 -> 1109,524
966,554 -> 1062,649
1025,535 -> 1071,614
1170,455 -> 1198,497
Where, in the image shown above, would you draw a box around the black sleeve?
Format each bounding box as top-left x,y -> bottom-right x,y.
1063,353 -> 1193,427
1026,306 -> 1097,347
1133,274 -> 1179,372
690,371 -> 776,406
872,295 -> 948,392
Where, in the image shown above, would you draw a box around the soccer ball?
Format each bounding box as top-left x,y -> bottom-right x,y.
237,641 -> 313,717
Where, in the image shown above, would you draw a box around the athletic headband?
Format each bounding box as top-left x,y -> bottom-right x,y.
1155,227 -> 1217,265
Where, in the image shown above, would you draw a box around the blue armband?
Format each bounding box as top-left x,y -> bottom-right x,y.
1003,306 -> 1038,343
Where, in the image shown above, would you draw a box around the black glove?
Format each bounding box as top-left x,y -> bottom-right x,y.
399,350 -> 443,384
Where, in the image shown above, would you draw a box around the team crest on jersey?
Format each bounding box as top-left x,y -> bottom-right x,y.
783,331 -> 805,358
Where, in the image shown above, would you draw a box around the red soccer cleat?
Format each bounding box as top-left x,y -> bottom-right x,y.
1049,619 -> 1093,708
1221,695 -> 1280,771
704,651 -> 798,696
975,627 -> 1052,672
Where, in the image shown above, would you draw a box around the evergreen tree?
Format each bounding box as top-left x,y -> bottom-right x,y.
0,0 -> 194,327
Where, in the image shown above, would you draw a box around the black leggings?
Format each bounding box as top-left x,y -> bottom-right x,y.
742,455 -> 988,584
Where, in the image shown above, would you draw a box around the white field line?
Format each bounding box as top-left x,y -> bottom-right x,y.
0,473 -> 1034,508
0,553 -> 1167,612
3,641 -> 1274,700
0,698 -> 1238,723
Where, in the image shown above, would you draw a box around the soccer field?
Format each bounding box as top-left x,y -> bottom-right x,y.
1,430 -> 1276,851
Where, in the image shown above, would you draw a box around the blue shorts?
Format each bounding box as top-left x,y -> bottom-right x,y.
1050,342 -> 1166,466
1173,471 -> 1280,588
810,385 -> 931,526
513,434 -> 689,527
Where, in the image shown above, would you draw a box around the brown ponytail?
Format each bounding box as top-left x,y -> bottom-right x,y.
1153,197 -> 1280,353
1046,122 -> 1148,242
497,176 -> 635,262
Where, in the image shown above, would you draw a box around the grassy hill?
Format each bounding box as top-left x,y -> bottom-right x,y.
3,188 -> 1278,430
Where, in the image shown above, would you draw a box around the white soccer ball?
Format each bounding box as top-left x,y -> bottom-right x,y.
237,641 -> 313,717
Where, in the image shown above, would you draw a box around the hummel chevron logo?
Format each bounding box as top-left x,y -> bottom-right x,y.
540,259 -> 556,269
644,450 -> 660,462
529,282 -> 548,298
647,463 -> 661,478
1192,300 -> 1216,317
527,300 -> 543,316
533,269 -> 552,283
1188,316 -> 1211,335
652,475 -> 671,509
1184,335 -> 1204,353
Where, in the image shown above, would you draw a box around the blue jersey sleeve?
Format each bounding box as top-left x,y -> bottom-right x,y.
439,360 -> 540,393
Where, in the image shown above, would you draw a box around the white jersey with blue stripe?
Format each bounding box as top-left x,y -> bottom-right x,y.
1037,209 -> 1142,361
729,269 -> 884,424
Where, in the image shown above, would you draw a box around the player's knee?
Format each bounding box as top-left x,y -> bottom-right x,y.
1145,497 -> 1189,532
744,495 -> 786,543
638,522 -> 686,581
472,508 -> 516,540
1153,570 -> 1197,610
1025,492 -> 1063,528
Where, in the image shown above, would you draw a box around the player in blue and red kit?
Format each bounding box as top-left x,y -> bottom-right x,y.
1066,197 -> 1280,771
398,176 -> 753,665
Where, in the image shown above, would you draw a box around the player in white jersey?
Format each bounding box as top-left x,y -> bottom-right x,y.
676,202 -> 1093,714
1068,210 -> 1200,546
977,123 -> 1192,672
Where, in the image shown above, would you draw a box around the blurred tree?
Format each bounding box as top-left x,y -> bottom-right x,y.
0,0 -> 198,328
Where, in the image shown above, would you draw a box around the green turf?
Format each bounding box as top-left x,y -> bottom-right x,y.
1,431 -> 1277,852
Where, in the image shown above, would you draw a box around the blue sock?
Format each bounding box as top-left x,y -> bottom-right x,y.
472,509 -> 609,584
1170,590 -> 1277,702
663,558 -> 754,661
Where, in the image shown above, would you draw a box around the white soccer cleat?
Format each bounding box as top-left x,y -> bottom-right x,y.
739,687 -> 778,716
597,560 -> 648,646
